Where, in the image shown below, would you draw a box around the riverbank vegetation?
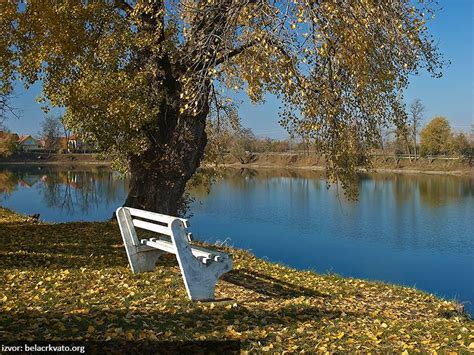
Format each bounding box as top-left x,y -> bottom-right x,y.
2,106 -> 471,177
1,207 -> 472,352
205,113 -> 473,167
217,154 -> 473,176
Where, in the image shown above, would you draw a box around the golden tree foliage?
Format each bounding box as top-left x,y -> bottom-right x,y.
1,0 -> 443,197
0,131 -> 18,157
420,116 -> 451,156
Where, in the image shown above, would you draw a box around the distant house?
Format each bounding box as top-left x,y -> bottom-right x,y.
68,134 -> 79,151
68,134 -> 97,152
37,137 -> 67,152
18,135 -> 42,152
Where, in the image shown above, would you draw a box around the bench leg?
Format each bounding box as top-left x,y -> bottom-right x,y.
128,247 -> 164,274
117,207 -> 164,274
170,219 -> 233,301
181,260 -> 232,300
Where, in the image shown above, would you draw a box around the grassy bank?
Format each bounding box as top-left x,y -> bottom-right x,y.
0,207 -> 473,352
0,153 -> 109,165
221,153 -> 474,176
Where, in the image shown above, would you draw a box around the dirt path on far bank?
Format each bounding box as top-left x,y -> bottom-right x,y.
213,162 -> 473,176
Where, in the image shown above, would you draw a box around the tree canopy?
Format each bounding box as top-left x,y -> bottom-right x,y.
1,0 -> 444,210
39,115 -> 62,151
420,116 -> 451,156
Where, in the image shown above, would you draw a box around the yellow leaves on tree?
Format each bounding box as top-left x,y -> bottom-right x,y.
1,0 -> 445,205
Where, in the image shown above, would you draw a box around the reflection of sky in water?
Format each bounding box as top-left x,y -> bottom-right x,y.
1,165 -> 473,314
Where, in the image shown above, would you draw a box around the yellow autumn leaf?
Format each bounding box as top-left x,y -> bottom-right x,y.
87,325 -> 95,333
56,322 -> 66,332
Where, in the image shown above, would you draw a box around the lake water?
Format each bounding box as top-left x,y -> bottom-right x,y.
1,164 -> 473,314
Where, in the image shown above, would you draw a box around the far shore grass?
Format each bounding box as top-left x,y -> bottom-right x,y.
1,152 -> 473,177
0,207 -> 473,352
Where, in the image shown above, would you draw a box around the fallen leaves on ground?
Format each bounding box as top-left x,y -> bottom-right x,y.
0,207 -> 472,352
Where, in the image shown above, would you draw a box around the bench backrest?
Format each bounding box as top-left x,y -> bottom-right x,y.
125,207 -> 188,235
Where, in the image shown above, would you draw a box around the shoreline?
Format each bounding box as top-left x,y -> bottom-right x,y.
0,160 -> 110,166
206,162 -> 474,177
1,159 -> 472,177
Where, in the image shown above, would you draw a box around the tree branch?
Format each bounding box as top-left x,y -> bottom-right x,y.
215,40 -> 259,65
114,0 -> 134,15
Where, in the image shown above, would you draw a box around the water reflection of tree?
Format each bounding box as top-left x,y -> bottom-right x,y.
0,170 -> 18,197
39,168 -> 128,214
41,171 -> 74,212
188,168 -> 325,214
418,175 -> 473,207
189,167 -> 473,210
1,165 -> 128,214
4,164 -> 472,217
1,166 -> 47,199
367,173 -> 473,208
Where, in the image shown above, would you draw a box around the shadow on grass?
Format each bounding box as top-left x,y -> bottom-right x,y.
223,269 -> 329,299
0,221 -> 129,269
0,303 -> 349,343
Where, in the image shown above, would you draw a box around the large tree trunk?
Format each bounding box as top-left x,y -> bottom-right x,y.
124,107 -> 208,216
121,0 -> 226,215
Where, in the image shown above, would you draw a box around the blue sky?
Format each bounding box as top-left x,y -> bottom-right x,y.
4,0 -> 473,138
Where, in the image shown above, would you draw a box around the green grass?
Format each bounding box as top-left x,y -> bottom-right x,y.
0,207 -> 473,352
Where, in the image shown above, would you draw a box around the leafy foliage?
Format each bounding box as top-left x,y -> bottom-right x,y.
1,0 -> 444,198
449,132 -> 472,158
1,207 -> 472,352
0,131 -> 18,157
420,116 -> 452,156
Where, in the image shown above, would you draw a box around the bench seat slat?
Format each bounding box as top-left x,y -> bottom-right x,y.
141,239 -> 224,262
133,219 -> 171,236
144,239 -> 176,254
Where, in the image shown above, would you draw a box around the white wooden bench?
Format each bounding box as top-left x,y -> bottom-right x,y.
116,207 -> 233,301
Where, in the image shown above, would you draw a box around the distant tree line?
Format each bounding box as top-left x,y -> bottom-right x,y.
3,99 -> 472,162
386,116 -> 472,159
205,99 -> 473,164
